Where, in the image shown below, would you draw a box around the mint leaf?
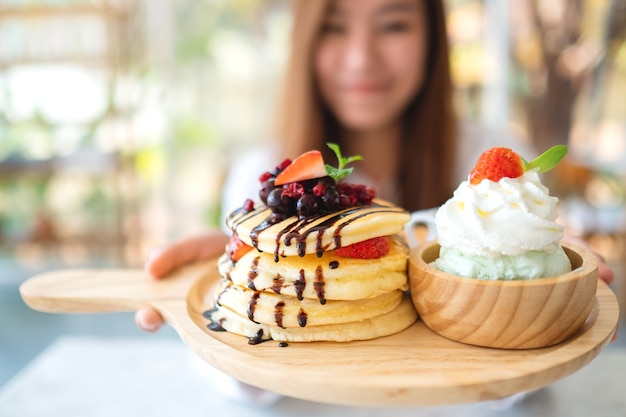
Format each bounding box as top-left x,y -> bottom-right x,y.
523,145 -> 568,173
325,143 -> 363,182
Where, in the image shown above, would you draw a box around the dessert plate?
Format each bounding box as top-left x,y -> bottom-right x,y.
20,258 -> 619,407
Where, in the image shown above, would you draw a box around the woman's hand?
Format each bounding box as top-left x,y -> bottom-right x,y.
562,233 -> 618,342
135,230 -> 229,332
562,233 -> 615,285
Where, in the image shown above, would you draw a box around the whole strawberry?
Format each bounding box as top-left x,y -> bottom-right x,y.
469,147 -> 524,185
469,145 -> 568,185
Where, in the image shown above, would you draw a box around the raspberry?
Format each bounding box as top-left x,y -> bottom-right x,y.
469,147 -> 524,185
356,184 -> 375,204
242,198 -> 255,213
258,171 -> 274,183
336,236 -> 390,259
281,182 -> 305,199
312,183 -> 326,197
337,182 -> 376,208
277,158 -> 292,171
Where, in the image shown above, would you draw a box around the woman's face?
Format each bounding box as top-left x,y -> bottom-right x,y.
315,0 -> 428,133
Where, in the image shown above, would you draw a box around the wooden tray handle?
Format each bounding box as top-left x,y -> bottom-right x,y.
19,260 -> 215,314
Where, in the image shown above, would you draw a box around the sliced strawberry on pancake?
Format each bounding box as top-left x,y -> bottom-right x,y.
274,150 -> 327,186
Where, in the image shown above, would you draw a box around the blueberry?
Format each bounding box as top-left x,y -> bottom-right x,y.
296,194 -> 319,219
322,188 -> 340,211
259,180 -> 275,205
267,188 -> 292,214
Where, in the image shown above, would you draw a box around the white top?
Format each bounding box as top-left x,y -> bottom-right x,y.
221,121 -> 535,226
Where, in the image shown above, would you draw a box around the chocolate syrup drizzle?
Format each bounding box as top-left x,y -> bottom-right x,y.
203,307 -> 225,332
247,291 -> 261,323
271,274 -> 284,294
247,256 -> 260,290
294,269 -> 306,300
229,202 -> 401,262
314,265 -> 326,304
248,329 -> 266,345
274,301 -> 286,328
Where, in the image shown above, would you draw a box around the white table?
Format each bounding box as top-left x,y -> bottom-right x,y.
1,336 -> 624,417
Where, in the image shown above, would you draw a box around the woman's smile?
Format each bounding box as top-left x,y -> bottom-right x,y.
342,80 -> 389,95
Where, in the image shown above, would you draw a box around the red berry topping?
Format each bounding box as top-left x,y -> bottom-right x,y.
242,198 -> 255,213
337,183 -> 376,207
257,145 -> 376,219
258,171 -> 274,183
469,147 -> 524,185
227,235 -> 253,262
277,158 -> 292,171
281,182 -> 305,199
274,150 -> 327,186
312,182 -> 326,197
336,236 -> 390,259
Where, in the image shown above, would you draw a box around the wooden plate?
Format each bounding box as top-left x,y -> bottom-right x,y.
20,258 -> 619,407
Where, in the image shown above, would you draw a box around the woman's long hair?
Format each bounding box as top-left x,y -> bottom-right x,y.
275,0 -> 457,211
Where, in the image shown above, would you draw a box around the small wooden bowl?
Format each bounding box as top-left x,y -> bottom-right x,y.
408,242 -> 598,349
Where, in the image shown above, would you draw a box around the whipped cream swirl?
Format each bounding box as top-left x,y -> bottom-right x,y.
435,171 -> 564,258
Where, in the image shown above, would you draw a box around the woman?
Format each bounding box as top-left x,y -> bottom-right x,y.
136,0 -> 615,334
278,0 -> 455,211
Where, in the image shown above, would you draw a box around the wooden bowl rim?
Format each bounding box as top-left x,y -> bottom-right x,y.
409,241 -> 598,287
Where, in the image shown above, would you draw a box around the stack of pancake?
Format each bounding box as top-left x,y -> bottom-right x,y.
205,199 -> 416,344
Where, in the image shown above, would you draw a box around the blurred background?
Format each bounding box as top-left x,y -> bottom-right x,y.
1,0 -> 625,388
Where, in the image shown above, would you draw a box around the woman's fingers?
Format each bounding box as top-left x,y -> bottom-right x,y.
137,230 -> 229,332
135,307 -> 165,332
597,258 -> 615,286
145,231 -> 229,279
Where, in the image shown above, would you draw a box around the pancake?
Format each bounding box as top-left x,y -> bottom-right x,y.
226,198 -> 410,259
218,236 -> 409,301
214,281 -> 405,328
207,294 -> 417,343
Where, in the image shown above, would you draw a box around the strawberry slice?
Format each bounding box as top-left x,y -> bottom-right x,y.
228,235 -> 253,262
336,236 -> 390,259
274,150 -> 327,186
